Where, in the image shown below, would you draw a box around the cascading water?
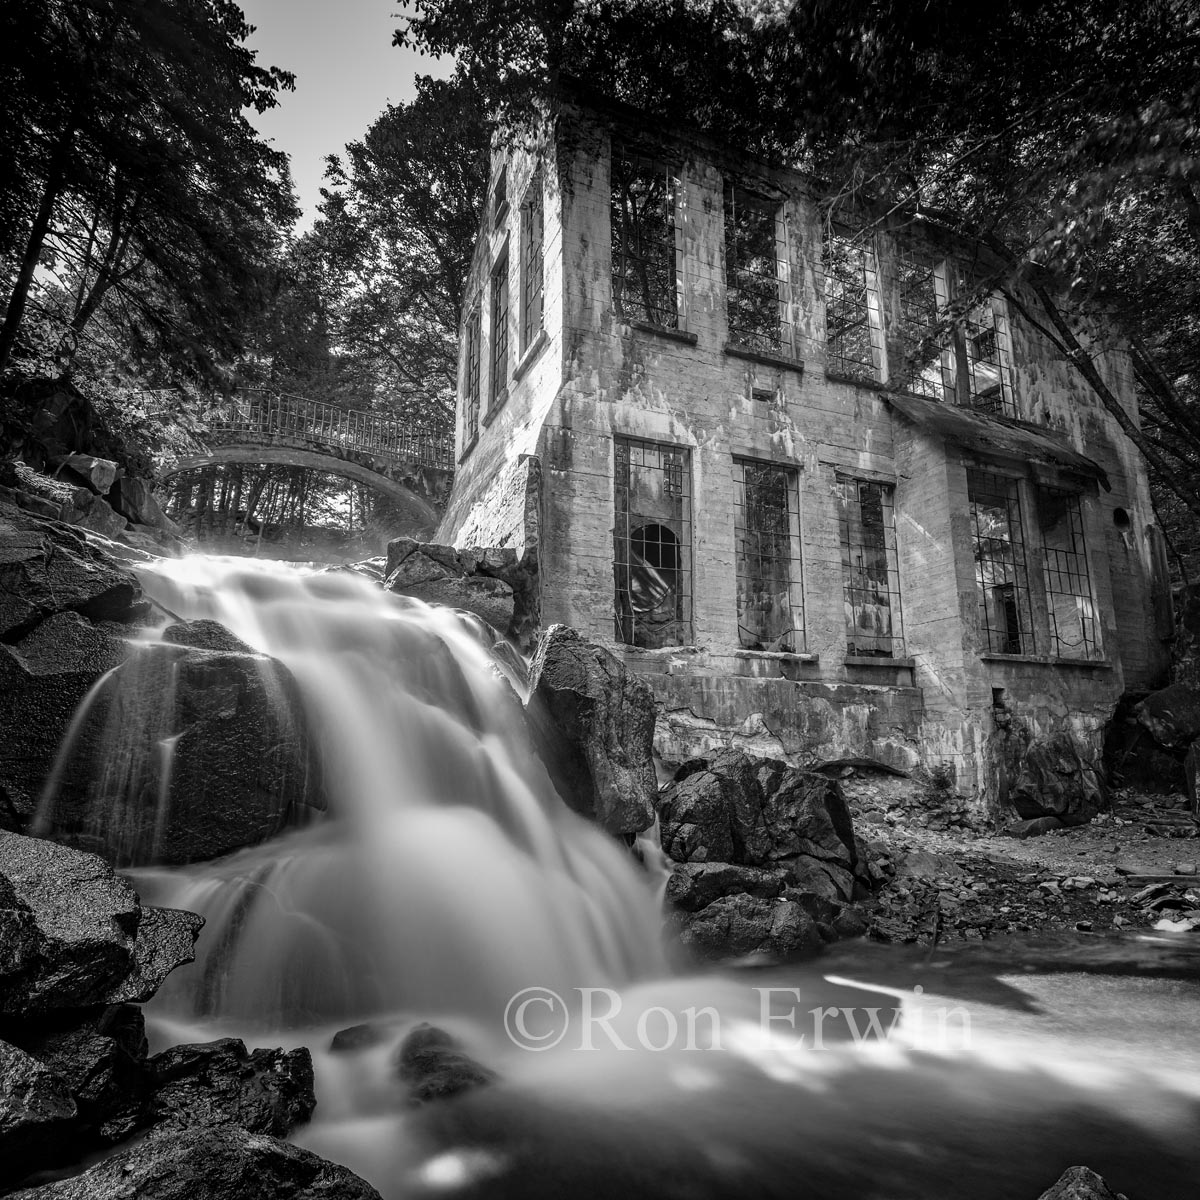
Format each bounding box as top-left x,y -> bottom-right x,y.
37,554 -> 1200,1200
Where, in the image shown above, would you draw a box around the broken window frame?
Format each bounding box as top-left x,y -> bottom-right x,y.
732,458 -> 806,653
967,469 -> 1036,655
462,306 -> 481,449
488,248 -> 510,413
614,436 -> 693,648
823,229 -> 886,384
960,293 -> 1019,420
519,172 -> 544,355
723,182 -> 789,355
610,145 -> 681,331
1037,487 -> 1102,660
836,476 -> 905,657
895,249 -> 956,402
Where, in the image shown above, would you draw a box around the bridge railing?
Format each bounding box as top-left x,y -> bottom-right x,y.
207,391 -> 454,470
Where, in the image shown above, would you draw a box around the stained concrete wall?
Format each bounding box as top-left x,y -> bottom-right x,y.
440,104 -> 1171,813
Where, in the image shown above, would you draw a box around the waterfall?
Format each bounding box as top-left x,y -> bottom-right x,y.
105,555 -> 664,1028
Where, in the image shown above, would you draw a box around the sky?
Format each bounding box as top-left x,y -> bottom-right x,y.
237,0 -> 453,229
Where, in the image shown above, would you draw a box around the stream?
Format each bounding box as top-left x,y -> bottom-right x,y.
48,556 -> 1200,1199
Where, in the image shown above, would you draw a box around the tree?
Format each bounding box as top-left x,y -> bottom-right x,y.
309,74 -> 490,435
0,0 -> 297,383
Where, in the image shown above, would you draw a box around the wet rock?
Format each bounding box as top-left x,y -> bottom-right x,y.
665,862 -> 787,912
146,1038 -> 315,1137
0,833 -> 200,1014
329,1023 -> 390,1054
74,496 -> 127,539
2,1006 -> 149,1143
1035,1165 -> 1128,1200
161,619 -> 254,655
526,625 -> 657,835
35,631 -> 322,866
0,1039 -> 77,1186
108,477 -> 177,534
395,1023 -> 497,1105
8,1124 -> 384,1200
385,536 -> 539,649
676,893 -> 822,962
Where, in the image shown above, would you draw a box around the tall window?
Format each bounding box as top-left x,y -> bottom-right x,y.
489,250 -> 509,411
732,459 -> 805,652
1038,488 -> 1101,659
896,251 -> 952,401
520,174 -> 544,353
837,478 -> 904,656
968,470 -> 1035,654
963,300 -> 1017,418
724,184 -> 785,353
824,232 -> 883,383
614,437 -> 692,648
463,307 -> 481,446
611,147 -> 679,329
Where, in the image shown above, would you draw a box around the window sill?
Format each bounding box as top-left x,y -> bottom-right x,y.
724,343 -> 804,373
733,648 -> 818,665
513,329 -> 549,383
457,434 -> 478,464
825,368 -> 884,390
845,655 -> 914,668
482,391 -> 508,428
628,320 -> 698,347
981,653 -> 1113,669
621,644 -> 704,657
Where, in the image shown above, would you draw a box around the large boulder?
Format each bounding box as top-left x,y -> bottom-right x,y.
394,1022 -> 497,1106
525,625 -> 657,835
0,832 -> 201,1015
34,621 -> 322,866
9,1124 -> 384,1200
0,508 -> 141,642
1136,682 -> 1200,750
657,749 -> 858,871
385,537 -> 539,649
1006,730 -> 1105,822
664,862 -> 787,912
674,893 -> 822,962
145,1039 -> 315,1137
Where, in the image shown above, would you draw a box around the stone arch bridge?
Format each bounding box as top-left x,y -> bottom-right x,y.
162,391 -> 455,530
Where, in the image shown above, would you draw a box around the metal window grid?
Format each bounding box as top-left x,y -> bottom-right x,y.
464,308 -> 481,442
1038,488 -> 1101,660
968,470 -> 1035,654
823,233 -> 882,382
964,304 -> 1017,418
520,175 -> 544,352
489,250 -> 509,409
614,437 -> 693,648
896,252 -> 952,401
732,459 -> 805,652
724,184 -> 786,353
611,148 -> 679,329
837,477 -> 904,656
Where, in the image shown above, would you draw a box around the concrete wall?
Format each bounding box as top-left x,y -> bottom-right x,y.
441,105 -> 1171,813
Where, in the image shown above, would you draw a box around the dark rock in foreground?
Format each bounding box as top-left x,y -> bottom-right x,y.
525,624 -> 657,835
0,833 -> 201,1014
9,1124 -> 384,1200
395,1022 -> 497,1106
656,749 -> 881,962
1035,1166 -> 1129,1200
146,1038 -> 315,1137
0,1039 -> 77,1180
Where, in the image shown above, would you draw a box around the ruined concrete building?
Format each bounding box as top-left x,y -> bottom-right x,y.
436,97 -> 1173,816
